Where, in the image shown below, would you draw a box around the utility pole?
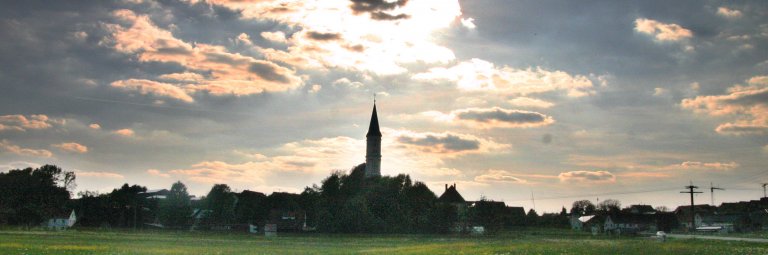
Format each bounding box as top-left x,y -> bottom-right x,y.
710,182 -> 724,205
762,183 -> 767,198
680,182 -> 702,233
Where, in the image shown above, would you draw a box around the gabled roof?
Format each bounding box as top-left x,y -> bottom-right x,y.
438,184 -> 465,203
629,205 -> 656,214
366,104 -> 382,137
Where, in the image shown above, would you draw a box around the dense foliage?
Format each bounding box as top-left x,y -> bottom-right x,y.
0,165 -> 74,226
307,164 -> 452,233
0,163 -> 562,232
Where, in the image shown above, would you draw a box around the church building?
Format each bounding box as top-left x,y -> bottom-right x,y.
365,103 -> 382,177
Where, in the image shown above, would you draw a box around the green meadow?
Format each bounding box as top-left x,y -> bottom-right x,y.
1,229 -> 767,254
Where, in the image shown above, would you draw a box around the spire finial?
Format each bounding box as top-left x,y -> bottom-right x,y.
374,93 -> 376,104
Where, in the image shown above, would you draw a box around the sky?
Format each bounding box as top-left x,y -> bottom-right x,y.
0,0 -> 767,213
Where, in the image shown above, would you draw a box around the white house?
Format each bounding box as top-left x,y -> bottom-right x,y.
47,210 -> 76,230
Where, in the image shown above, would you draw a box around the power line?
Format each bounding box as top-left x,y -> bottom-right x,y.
680,182 -> 703,233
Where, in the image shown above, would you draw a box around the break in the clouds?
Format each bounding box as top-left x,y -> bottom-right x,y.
197,0 -> 460,75
413,58 -> 595,97
682,76 -> 768,135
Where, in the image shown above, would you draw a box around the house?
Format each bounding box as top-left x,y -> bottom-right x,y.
674,204 -> 717,230
699,214 -> 743,233
604,214 -> 656,235
748,209 -> 768,231
189,209 -> 212,230
140,189 -> 170,200
267,209 -> 305,232
506,206 -> 526,227
570,215 -> 594,231
264,192 -> 305,232
47,210 -> 76,230
627,205 -> 656,214
437,183 -> 470,232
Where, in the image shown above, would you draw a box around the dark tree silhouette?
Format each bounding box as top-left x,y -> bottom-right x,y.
160,181 -> 191,227
0,165 -> 73,226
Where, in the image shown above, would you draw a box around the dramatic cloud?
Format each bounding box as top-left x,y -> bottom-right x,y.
111,79 -> 194,103
106,9 -> 303,97
634,18 -> 693,42
717,7 -> 743,19
0,114 -> 56,132
424,107 -> 555,129
682,75 -> 768,135
89,123 -> 101,130
413,58 -> 594,97
558,170 -> 616,183
474,170 -> 527,184
198,0 -> 461,75
52,142 -> 89,154
0,140 -> 53,158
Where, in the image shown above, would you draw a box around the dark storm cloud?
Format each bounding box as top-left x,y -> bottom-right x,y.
398,134 -> 480,152
350,0 -> 410,20
306,31 -> 342,41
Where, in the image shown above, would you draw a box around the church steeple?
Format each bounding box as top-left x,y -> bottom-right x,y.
365,101 -> 382,177
366,104 -> 382,137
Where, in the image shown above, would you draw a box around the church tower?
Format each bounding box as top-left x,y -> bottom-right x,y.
365,102 -> 382,177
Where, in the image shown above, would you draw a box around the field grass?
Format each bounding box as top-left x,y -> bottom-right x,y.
1,228 -> 768,254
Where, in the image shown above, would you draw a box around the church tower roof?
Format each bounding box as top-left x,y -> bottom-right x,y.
366,104 -> 382,137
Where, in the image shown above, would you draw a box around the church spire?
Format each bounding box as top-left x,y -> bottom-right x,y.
365,100 -> 382,177
366,103 -> 382,137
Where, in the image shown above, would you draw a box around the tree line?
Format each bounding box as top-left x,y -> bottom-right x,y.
1,164 -> 583,233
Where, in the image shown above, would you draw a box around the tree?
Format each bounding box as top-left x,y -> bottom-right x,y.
570,200 -> 596,216
0,165 -> 73,226
526,209 -> 538,226
473,199 -> 507,233
205,184 -> 236,225
234,190 -> 267,224
597,199 -> 621,214
108,183 -> 147,228
655,206 -> 670,212
160,181 -> 191,228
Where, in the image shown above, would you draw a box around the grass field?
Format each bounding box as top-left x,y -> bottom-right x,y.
2,229 -> 768,254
